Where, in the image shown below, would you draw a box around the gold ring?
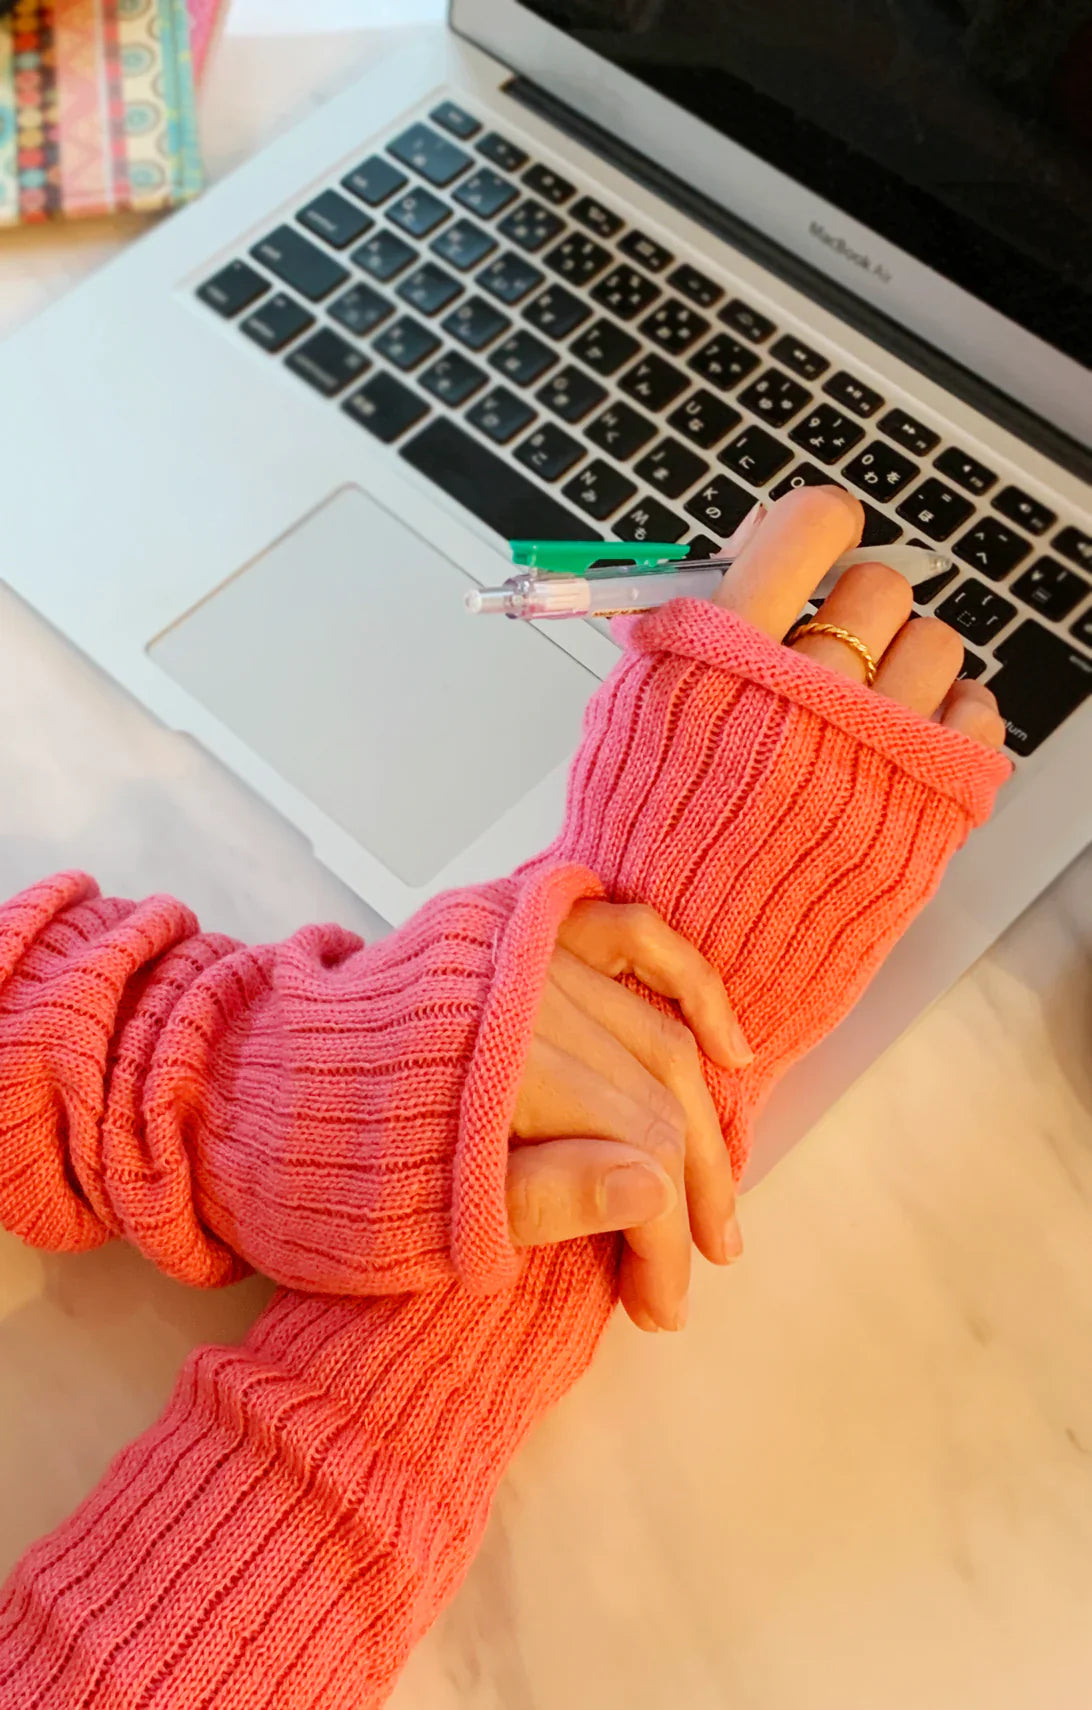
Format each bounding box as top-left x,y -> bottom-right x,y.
788,620 -> 878,688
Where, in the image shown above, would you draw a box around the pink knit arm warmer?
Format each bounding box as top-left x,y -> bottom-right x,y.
0,605 -> 1010,1709
0,863 -> 601,1296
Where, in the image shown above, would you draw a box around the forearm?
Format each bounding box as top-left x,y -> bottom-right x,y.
0,1242 -> 616,1710
0,863 -> 600,1296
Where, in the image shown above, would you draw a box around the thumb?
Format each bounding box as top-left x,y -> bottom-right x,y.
506,1138 -> 676,1249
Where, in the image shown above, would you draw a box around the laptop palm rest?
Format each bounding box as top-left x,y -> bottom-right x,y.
148,486 -> 596,887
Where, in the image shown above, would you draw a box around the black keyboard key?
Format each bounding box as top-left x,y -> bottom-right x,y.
298,189 -> 373,249
522,284 -> 590,339
569,319 -> 640,376
489,329 -> 557,387
251,226 -> 348,301
769,461 -> 837,500
737,368 -> 811,429
618,230 -> 673,272
1011,557 -> 1089,622
240,293 -> 314,351
586,401 -> 657,461
953,515 -> 1031,582
842,440 -> 918,499
285,327 -> 370,395
198,260 -> 269,318
934,446 -> 996,496
343,371 -> 428,442
634,437 -> 709,500
719,298 -> 775,343
497,197 -> 565,253
878,408 -> 939,457
443,294 -> 511,350
689,333 -> 760,392
522,162 -> 575,204
993,485 -> 1056,536
430,217 -> 496,271
351,228 -> 417,282
911,565 -> 958,605
418,349 -> 486,406
896,478 -> 975,541
1053,525 -> 1092,573
431,101 -> 480,140
640,299 -> 711,356
770,334 -> 828,381
453,167 -> 518,219
562,460 -> 638,520
684,473 -> 757,537
686,534 -> 723,559
388,122 -> 471,187
619,353 -> 689,412
396,261 -> 462,316
936,578 -> 1017,646
615,498 -> 688,543
373,315 -> 442,371
822,370 -> 884,417
476,132 -> 529,173
402,416 -> 596,540
988,620 -> 1092,754
327,282 -> 392,337
387,186 -> 451,239
667,390 -> 741,450
341,155 -> 407,206
476,251 -> 544,304
536,365 -> 608,423
718,423 -> 791,485
668,264 -> 723,309
591,264 -> 661,320
1071,607 -> 1092,649
960,650 -> 989,680
514,421 -> 585,481
467,385 -> 537,444
543,232 -> 612,286
571,195 -> 624,239
858,503 -> 904,547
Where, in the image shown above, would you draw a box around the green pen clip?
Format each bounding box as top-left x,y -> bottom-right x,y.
509,539 -> 691,576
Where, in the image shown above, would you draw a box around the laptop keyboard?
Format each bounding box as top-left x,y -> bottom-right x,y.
194,98 -> 1092,760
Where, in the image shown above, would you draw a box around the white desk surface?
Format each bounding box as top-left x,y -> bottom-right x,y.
1,18 -> 1091,1710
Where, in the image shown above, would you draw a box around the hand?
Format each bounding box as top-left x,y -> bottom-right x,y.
506,899 -> 752,1333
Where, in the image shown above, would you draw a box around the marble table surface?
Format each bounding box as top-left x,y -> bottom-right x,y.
1,17 -> 1090,1710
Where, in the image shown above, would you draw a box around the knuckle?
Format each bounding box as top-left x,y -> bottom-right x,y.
507,1164 -> 552,1245
657,1012 -> 700,1074
621,902 -> 664,947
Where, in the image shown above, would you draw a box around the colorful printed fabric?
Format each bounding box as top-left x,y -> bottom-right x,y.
0,0 -> 202,225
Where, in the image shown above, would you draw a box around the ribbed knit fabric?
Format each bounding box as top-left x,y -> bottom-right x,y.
0,862 -> 601,1296
0,602 -> 1010,1709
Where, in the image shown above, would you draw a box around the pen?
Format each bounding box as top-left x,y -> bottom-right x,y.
465,545 -> 952,621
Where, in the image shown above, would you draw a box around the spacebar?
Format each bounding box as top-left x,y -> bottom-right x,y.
400,418 -> 601,543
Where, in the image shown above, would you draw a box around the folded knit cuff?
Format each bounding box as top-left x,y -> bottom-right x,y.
453,862 -> 605,1294
618,600 -> 1011,825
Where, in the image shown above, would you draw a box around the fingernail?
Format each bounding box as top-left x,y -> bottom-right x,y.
722,1214 -> 744,1262
631,1307 -> 661,1334
721,501 -> 765,554
727,1016 -> 754,1066
603,1163 -> 674,1227
670,1294 -> 689,1332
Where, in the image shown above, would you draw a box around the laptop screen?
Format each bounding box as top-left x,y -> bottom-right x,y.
512,1 -> 1091,375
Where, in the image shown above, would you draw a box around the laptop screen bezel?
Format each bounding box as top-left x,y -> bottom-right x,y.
449,0 -> 1090,451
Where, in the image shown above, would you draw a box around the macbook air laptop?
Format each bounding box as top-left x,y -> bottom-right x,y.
0,0 -> 1089,1178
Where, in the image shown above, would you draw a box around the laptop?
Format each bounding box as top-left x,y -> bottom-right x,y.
0,1 -> 1088,1180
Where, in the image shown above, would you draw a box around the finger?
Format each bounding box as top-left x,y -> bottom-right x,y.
872,614 -> 963,714
557,900 -> 752,1069
712,485 -> 864,638
519,1009 -> 691,1331
546,948 -> 742,1267
790,559 -> 913,684
938,678 -> 1007,749
506,1138 -> 675,1249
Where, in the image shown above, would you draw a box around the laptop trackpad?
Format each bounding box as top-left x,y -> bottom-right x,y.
148,486 -> 597,887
